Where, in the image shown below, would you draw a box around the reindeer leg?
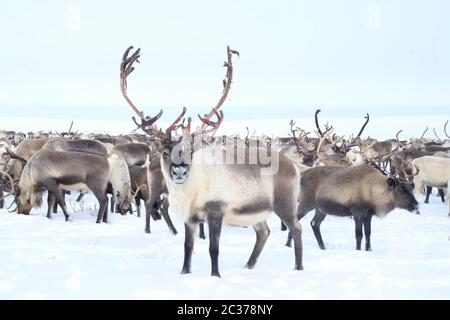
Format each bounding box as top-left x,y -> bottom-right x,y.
207,210 -> 223,277
144,201 -> 152,233
135,199 -> 141,217
53,192 -> 60,213
438,188 -> 446,203
245,221 -> 270,269
425,186 -> 432,204
286,203 -> 310,248
311,209 -> 327,250
199,222 -> 206,239
76,192 -> 85,202
0,182 -> 4,209
181,222 -> 196,274
102,200 -> 109,222
363,214 -> 373,251
47,192 -> 56,219
160,197 -> 177,235
47,185 -> 70,221
354,214 -> 363,250
110,196 -> 115,213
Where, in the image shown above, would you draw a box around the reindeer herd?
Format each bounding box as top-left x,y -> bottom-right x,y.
1,46 -> 450,278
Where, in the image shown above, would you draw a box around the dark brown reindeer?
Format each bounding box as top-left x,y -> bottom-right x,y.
286,165 -> 419,251
120,45 -> 304,277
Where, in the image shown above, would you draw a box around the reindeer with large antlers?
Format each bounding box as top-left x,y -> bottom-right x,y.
120,45 -> 304,277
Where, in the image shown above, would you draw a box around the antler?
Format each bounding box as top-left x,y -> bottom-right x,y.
120,46 -> 144,118
396,130 -> 403,143
120,46 -> 166,136
433,128 -> 442,142
132,183 -> 147,198
444,121 -> 449,139
315,128 -> 334,157
356,113 -> 370,139
315,109 -> 323,137
420,127 -> 428,139
289,120 -> 303,155
198,46 -> 238,133
165,107 -> 188,139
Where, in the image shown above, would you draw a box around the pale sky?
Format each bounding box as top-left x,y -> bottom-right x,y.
0,0 -> 449,120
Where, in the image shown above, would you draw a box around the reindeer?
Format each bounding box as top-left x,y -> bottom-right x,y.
411,156 -> 450,216
13,149 -> 133,223
391,149 -> 448,203
42,138 -> 110,216
120,45 -> 304,277
286,165 -> 419,250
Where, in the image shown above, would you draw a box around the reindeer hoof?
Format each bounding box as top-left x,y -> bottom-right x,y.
294,265 -> 303,271
211,272 -> 221,278
180,268 -> 191,275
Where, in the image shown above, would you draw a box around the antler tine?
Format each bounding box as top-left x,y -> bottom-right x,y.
315,109 -> 323,137
433,128 -> 442,142
356,113 -> 370,139
199,110 -> 224,136
315,128 -> 333,157
181,117 -> 192,136
444,121 -> 449,139
165,107 -> 187,138
420,127 -> 428,140
396,130 -> 403,142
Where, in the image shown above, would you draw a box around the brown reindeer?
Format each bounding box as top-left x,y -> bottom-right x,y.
286,165 -> 419,251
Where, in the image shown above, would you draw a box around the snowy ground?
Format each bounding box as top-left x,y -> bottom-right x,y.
0,191 -> 449,300
1,115 -> 450,299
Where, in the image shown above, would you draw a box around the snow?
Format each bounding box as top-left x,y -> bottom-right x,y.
1,115 -> 450,299
0,192 -> 449,300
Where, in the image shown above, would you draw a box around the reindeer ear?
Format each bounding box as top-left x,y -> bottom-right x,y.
387,177 -> 397,187
154,140 -> 166,152
162,149 -> 170,160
